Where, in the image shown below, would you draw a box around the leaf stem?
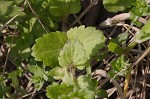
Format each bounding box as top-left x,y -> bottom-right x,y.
123,16 -> 139,98
124,16 -> 140,53
86,65 -> 91,75
124,70 -> 131,97
65,67 -> 80,91
124,40 -> 137,54
71,67 -> 80,91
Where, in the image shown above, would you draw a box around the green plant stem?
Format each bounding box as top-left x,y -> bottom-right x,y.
123,41 -> 136,97
124,70 -> 131,97
86,65 -> 91,75
124,40 -> 137,54
64,68 -> 73,83
123,17 -> 139,97
65,67 -> 80,91
124,16 -> 139,53
72,75 -> 80,91
72,67 -> 80,91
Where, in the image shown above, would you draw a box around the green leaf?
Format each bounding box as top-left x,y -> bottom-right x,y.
117,33 -> 128,44
135,19 -> 150,43
97,89 -> 108,98
32,32 -> 67,67
77,75 -> 98,91
43,71 -> 54,82
59,40 -> 88,68
13,0 -> 24,4
129,0 -> 150,26
20,17 -> 47,39
29,76 -> 44,91
0,1 -> 26,22
62,68 -> 74,84
49,67 -> 65,79
0,85 -> 10,99
8,69 -> 23,89
6,32 -> 34,59
71,89 -> 95,99
0,76 -> 10,98
108,41 -> 124,55
28,65 -> 45,91
28,65 -> 44,77
103,0 -> 136,12
60,89 -> 95,99
47,0 -> 81,17
97,51 -> 107,61
67,25 -> 106,59
108,70 -> 116,78
0,6 -> 22,16
46,83 -> 74,99
130,0 -> 148,17
110,55 -> 130,76
31,2 -> 59,30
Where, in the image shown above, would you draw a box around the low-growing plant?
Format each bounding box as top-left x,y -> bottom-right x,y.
31,25 -> 106,98
1,0 -> 150,99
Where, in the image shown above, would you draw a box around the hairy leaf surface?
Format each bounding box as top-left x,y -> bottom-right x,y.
59,89 -> 94,99
46,83 -> 73,99
59,40 -> 88,67
67,26 -> 106,59
32,32 -> 67,66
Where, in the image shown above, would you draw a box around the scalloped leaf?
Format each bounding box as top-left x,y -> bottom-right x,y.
59,89 -> 95,99
46,83 -> 74,99
135,19 -> 150,43
32,32 -> 67,67
67,25 -> 106,59
103,0 -> 136,12
48,0 -> 81,17
59,40 -> 88,67
0,1 -> 26,22
77,75 -> 98,91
